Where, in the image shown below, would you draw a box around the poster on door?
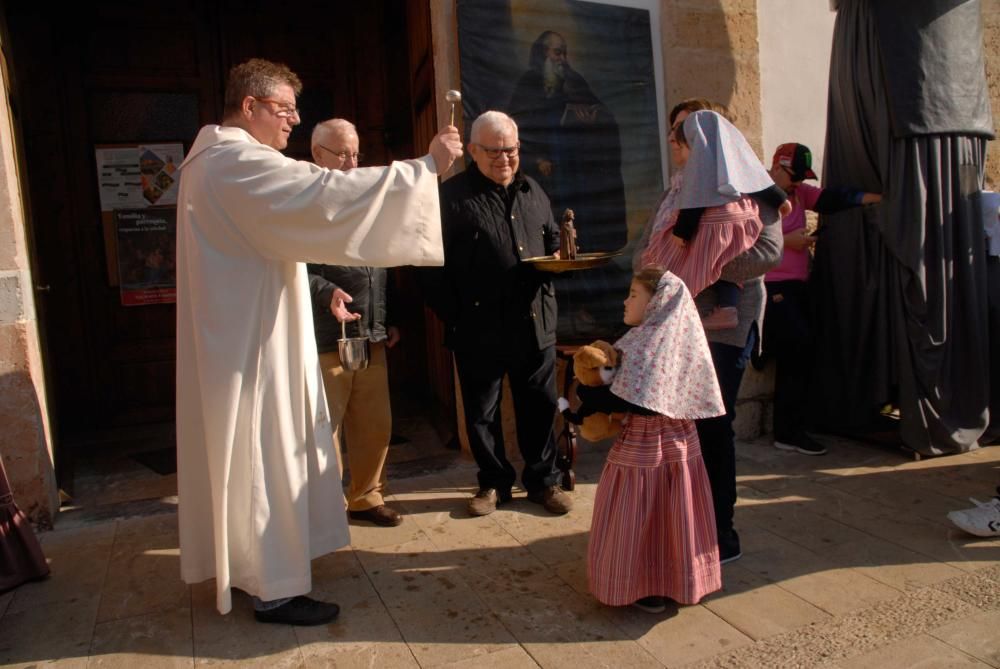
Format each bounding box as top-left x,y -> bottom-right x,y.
115,208 -> 177,306
96,142 -> 185,288
95,143 -> 184,211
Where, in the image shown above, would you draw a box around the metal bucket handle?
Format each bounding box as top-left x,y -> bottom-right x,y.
338,317 -> 369,371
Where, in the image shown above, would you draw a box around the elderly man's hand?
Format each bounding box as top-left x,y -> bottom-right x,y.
429,125 -> 462,174
331,288 -> 362,322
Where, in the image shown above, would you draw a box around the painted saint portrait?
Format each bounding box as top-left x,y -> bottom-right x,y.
457,0 -> 663,340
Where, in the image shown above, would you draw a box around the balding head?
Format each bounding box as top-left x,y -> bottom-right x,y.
311,119 -> 360,171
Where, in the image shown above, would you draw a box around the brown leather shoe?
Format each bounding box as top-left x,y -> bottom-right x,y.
348,505 -> 403,527
527,486 -> 573,514
467,488 -> 511,517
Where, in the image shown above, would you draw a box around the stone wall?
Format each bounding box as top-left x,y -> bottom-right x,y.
984,0 -> 1000,190
0,58 -> 57,527
660,0 -> 770,438
661,0 -> 762,154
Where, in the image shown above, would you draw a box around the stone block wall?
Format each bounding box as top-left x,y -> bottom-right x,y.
661,0 -> 763,154
661,0 -> 769,440
984,1 -> 1000,190
0,64 -> 57,527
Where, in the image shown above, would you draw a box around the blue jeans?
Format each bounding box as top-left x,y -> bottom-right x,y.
696,326 -> 757,538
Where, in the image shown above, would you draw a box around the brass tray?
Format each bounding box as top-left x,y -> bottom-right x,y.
522,251 -> 621,273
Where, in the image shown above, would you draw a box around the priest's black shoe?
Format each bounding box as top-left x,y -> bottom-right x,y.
253,596 -> 340,626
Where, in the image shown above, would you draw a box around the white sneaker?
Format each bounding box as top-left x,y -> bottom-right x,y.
947,490 -> 1000,537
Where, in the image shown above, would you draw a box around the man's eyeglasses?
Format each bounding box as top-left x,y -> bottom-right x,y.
253,97 -> 300,120
316,145 -> 363,163
474,143 -> 519,160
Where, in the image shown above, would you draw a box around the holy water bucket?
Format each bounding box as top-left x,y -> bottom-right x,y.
338,319 -> 369,371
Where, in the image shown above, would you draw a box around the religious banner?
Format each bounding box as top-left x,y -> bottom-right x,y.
457,0 -> 663,341
115,208 -> 177,306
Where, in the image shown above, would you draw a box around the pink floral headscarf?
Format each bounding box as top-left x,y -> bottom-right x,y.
611,272 -> 725,419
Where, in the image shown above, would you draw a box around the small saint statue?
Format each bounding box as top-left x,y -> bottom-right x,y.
559,208 -> 578,260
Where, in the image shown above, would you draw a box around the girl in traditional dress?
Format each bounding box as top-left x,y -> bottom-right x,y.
587,266 -> 725,612
642,110 -> 788,330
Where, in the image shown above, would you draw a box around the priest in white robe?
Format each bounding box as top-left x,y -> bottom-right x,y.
175,58 -> 462,624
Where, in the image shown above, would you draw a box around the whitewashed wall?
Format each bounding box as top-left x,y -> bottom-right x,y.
757,1 -> 836,179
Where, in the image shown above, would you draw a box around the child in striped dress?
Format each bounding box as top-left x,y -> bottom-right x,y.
587,266 -> 724,612
642,110 -> 789,330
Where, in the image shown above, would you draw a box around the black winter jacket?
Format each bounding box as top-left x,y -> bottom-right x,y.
308,265 -> 390,353
426,165 -> 560,352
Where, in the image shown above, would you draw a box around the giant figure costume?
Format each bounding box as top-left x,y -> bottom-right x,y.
810,0 -> 995,455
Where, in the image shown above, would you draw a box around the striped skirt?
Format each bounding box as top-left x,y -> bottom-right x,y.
587,414 -> 721,606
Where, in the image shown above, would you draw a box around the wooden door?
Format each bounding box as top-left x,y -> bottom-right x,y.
398,0 -> 457,434
3,3 -> 216,439
3,1 -> 428,484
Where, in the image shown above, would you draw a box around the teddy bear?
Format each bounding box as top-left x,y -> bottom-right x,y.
557,340 -> 626,442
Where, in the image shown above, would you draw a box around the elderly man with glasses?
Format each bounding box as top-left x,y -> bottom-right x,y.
425,110 -> 571,517
306,118 -> 402,529
175,58 -> 461,626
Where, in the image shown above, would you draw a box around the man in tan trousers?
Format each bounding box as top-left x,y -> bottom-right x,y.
307,118 -> 402,527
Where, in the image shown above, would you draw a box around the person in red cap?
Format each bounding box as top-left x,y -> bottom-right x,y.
755,142 -> 881,455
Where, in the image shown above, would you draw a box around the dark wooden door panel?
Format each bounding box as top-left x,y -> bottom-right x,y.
5,1 -> 429,447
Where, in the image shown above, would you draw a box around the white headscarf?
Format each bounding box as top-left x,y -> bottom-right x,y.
676,110 -> 775,210
611,272 -> 725,419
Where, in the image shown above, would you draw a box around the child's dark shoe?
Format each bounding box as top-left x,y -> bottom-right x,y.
632,596 -> 667,613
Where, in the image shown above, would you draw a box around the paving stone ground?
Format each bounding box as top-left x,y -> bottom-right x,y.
2,435 -> 999,668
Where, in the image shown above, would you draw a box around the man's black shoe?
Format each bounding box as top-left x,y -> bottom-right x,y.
718,529 -> 742,565
253,596 -> 340,626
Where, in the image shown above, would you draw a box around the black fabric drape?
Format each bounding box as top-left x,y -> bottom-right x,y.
871,0 -> 993,137
809,0 -> 994,455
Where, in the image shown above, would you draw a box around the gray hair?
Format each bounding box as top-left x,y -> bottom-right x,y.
470,111 -> 517,143
311,118 -> 357,148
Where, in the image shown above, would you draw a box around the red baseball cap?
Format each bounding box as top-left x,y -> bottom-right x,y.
772,143 -> 818,181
